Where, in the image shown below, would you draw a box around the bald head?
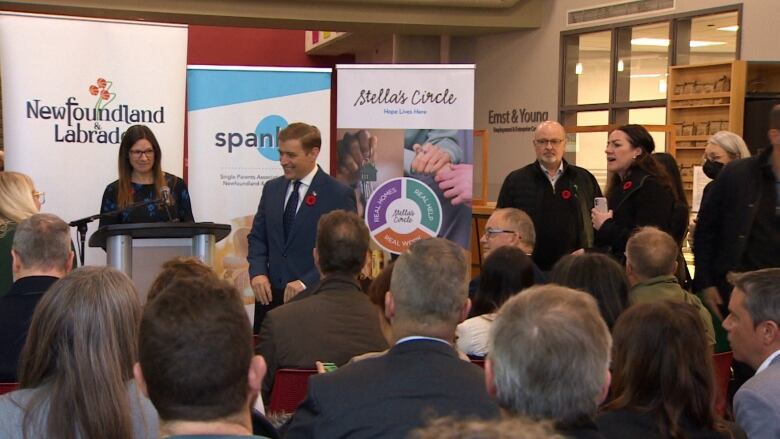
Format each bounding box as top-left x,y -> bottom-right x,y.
533,121 -> 566,171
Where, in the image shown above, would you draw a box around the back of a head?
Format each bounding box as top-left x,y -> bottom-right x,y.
608,301 -> 718,433
139,277 -> 253,422
626,227 -> 678,280
497,208 -> 536,251
147,256 -> 217,303
367,261 -> 395,312
472,246 -> 535,317
550,253 -> 628,329
0,171 -> 38,225
18,266 -> 141,438
13,213 -> 71,272
390,238 -> 468,327
316,210 -> 369,276
489,285 -> 611,423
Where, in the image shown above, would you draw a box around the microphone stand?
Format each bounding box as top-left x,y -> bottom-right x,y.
68,198 -> 166,267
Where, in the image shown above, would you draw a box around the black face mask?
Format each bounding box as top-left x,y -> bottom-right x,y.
703,159 -> 725,180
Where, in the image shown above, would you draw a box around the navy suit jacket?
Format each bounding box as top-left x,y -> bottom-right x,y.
286,339 -> 499,438
247,167 -> 356,291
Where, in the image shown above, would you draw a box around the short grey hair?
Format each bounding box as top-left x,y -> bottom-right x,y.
728,268 -> 780,328
708,131 -> 750,160
13,213 -> 71,271
489,284 -> 611,423
390,238 -> 468,326
625,227 -> 677,279
495,208 -> 536,251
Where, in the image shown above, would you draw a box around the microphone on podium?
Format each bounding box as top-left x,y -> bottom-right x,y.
159,186 -> 177,222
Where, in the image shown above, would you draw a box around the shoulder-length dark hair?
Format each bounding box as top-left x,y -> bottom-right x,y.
18,266 -> 142,439
604,301 -> 731,439
549,253 -> 628,329
471,246 -> 534,317
607,125 -> 679,202
653,152 -> 688,208
117,124 -> 166,209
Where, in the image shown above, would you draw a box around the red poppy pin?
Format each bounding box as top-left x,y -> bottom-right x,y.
561,190 -> 572,200
305,193 -> 317,206
623,181 -> 633,191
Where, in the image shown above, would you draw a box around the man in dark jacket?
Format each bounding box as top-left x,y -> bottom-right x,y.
497,121 -> 602,271
695,104 -> 780,318
0,214 -> 73,381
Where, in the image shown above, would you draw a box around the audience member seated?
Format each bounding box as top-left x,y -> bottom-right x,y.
486,284 -> 611,438
411,416 -> 564,439
723,269 -> 780,439
597,301 -> 745,439
286,238 -> 499,438
0,172 -> 42,296
135,276 -> 270,439
550,253 -> 628,330
147,256 -> 217,303
257,211 -> 388,401
0,266 -> 158,438
0,214 -> 73,381
472,208 -> 545,296
457,246 -> 534,357
626,226 -> 715,345
351,261 -> 396,362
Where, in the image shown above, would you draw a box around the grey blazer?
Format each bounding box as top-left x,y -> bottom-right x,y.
734,354 -> 780,439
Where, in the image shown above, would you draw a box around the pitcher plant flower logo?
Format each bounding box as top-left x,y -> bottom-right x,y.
88,77 -> 116,110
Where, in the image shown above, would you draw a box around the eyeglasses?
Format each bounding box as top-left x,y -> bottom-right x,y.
129,149 -> 154,159
32,191 -> 46,205
533,139 -> 564,147
483,227 -> 518,239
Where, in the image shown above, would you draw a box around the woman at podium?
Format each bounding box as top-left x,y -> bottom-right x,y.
99,125 -> 194,228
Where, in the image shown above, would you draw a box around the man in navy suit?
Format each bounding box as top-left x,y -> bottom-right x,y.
723,268 -> 780,439
248,122 -> 356,331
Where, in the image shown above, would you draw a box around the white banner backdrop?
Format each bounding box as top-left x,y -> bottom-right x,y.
336,64 -> 475,259
187,66 -> 332,320
0,13 -> 188,265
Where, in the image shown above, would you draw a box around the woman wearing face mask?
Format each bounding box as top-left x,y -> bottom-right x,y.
692,131 -> 749,323
591,125 -> 680,262
99,125 -> 194,228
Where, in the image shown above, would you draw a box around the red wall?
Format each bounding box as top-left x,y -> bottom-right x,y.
186,26 -> 354,177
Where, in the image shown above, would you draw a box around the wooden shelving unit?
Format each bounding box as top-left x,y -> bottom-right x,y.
667,60 -> 747,204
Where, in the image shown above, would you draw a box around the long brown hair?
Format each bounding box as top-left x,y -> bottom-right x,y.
18,266 -> 142,439
605,301 -> 730,438
0,171 -> 38,235
607,125 -> 679,202
117,125 -> 166,209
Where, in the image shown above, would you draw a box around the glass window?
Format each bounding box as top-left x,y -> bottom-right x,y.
563,31 -> 612,106
571,111 -> 609,190
615,22 -> 670,102
628,107 -> 668,152
676,11 -> 739,65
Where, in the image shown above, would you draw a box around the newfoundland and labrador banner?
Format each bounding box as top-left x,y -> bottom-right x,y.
336,64 -> 475,260
0,12 -> 188,265
186,66 -> 331,317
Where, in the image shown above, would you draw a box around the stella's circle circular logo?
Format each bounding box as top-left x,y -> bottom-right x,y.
365,177 -> 442,254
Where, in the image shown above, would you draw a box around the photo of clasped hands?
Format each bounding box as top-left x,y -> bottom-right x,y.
338,129 -> 473,207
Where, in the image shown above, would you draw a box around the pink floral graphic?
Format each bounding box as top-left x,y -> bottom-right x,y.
88,77 -> 116,110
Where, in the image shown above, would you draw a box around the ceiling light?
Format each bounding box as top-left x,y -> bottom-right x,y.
631,38 -> 670,47
617,59 -> 624,72
689,40 -> 727,48
575,62 -> 583,75
717,25 -> 739,32
659,78 -> 667,94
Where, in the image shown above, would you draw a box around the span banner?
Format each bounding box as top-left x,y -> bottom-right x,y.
187,66 -> 332,318
336,64 -> 475,260
0,12 -> 188,264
